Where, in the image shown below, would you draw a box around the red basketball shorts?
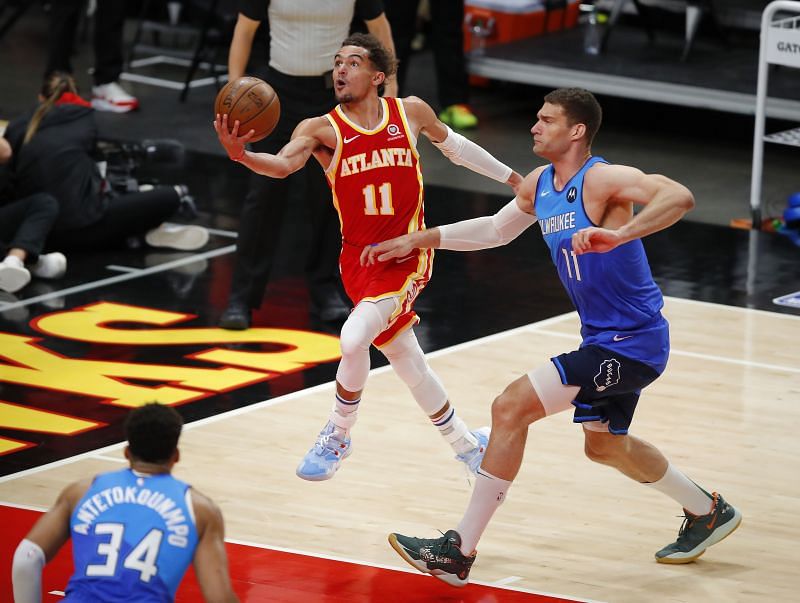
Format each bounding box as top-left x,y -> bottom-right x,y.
339,242 -> 434,347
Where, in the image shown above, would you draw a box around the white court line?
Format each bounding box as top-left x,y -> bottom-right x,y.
494,576 -> 524,586
128,55 -> 227,73
0,498 -> 603,602
528,328 -> 800,374
129,55 -> 226,72
203,226 -> 238,238
225,537 -> 606,603
666,295 -> 800,320
91,454 -> 127,464
0,244 -> 235,312
1,300 -> 794,484
105,265 -> 141,273
0,312 -> 577,484
120,72 -> 218,90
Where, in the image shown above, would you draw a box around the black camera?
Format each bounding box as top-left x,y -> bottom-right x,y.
96,139 -> 186,193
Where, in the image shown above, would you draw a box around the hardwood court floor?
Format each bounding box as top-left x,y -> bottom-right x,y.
1,298 -> 798,602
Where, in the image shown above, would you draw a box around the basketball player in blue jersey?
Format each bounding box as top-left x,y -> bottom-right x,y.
12,403 -> 238,602
363,88 -> 741,587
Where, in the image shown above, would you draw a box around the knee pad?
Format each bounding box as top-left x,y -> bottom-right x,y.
336,299 -> 395,392
338,313 -> 375,358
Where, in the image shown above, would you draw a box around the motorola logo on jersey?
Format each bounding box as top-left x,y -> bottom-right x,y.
594,358 -> 621,392
567,187 -> 578,203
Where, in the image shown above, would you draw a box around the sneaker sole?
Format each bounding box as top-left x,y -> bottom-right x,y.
295,443 -> 353,482
656,508 -> 743,564
145,225 -> 209,251
388,534 -> 469,588
0,266 -> 31,293
91,99 -> 138,113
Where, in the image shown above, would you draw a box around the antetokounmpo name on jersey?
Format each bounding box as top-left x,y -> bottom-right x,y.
538,211 -> 576,236
339,148 -> 414,177
73,486 -> 191,547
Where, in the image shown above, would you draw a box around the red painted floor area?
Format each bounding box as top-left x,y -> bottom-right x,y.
1,504 -> 581,602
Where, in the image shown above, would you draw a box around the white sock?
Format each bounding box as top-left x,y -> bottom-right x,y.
456,467 -> 512,554
645,463 -> 714,516
432,407 -> 477,454
330,392 -> 360,438
3,255 -> 24,268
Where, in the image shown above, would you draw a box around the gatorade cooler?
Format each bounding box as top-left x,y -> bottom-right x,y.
464,0 -> 546,53
464,0 -> 580,52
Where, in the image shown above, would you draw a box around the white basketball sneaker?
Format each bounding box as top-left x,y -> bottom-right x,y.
92,81 -> 139,113
145,224 -> 209,251
0,257 -> 31,293
30,252 -> 67,279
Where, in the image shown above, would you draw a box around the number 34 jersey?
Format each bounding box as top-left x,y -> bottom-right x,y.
535,156 -> 669,373
66,468 -> 198,602
324,96 -> 425,248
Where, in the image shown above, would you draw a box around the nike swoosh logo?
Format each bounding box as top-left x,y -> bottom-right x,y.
343,134 -> 360,143
613,335 -> 633,341
541,191 -> 550,196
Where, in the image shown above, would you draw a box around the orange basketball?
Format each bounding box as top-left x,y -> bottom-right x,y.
214,76 -> 280,142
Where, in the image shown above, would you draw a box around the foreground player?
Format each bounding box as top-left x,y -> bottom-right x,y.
364,88 -> 742,586
12,403 -> 238,602
215,33 -> 522,481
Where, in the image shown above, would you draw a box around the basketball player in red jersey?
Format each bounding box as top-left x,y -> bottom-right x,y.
215,33 -> 522,481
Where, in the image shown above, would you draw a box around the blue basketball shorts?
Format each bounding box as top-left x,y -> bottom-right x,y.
551,345 -> 662,435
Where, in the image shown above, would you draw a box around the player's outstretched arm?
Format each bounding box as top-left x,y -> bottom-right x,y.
405,96 -> 522,192
13,480 -> 87,603
214,115 -> 322,179
362,193 -> 537,266
192,491 -> 239,603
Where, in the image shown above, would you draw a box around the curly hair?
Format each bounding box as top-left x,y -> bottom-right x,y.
340,33 -> 397,97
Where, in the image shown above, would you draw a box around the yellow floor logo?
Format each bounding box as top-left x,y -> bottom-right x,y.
0,302 -> 342,455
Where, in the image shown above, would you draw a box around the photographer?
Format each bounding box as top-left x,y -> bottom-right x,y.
3,72 -> 207,252
0,137 -> 66,294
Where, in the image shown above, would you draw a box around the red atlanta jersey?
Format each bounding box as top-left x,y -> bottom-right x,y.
324,97 -> 425,247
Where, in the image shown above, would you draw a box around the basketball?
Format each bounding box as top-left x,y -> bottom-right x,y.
214,76 -> 280,142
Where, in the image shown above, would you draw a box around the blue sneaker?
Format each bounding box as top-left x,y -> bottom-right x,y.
455,426 -> 490,475
296,421 -> 352,481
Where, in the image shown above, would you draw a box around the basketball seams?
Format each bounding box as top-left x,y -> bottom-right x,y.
239,93 -> 278,129
214,78 -> 259,117
227,82 -> 262,118
215,77 -> 280,141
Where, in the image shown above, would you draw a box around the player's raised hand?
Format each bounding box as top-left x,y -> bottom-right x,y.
571,226 -> 623,255
360,235 -> 416,266
213,113 -> 255,161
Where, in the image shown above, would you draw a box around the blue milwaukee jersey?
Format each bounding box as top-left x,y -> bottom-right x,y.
65,468 -> 198,602
535,156 -> 669,372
